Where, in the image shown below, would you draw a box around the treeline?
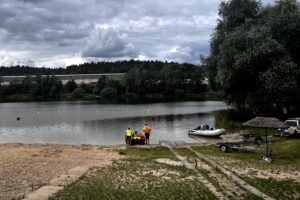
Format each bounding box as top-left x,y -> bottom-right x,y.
0,61 -> 207,102
0,60 -> 197,75
204,0 -> 300,116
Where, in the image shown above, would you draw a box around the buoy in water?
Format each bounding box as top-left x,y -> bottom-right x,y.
16,117 -> 20,121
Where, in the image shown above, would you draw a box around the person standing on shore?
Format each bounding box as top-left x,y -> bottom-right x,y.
143,124 -> 151,144
125,127 -> 133,145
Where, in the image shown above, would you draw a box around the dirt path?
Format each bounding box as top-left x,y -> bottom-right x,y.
159,141 -> 275,200
187,147 -> 274,200
194,157 -> 247,198
160,142 -> 227,200
0,144 -> 122,200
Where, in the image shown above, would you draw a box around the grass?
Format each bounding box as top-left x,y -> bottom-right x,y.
243,177 -> 300,200
272,138 -> 300,166
214,109 -> 245,132
50,147 -> 217,200
193,138 -> 300,168
193,109 -> 300,199
173,148 -> 264,200
212,109 -> 300,169
192,145 -> 261,162
192,139 -> 300,199
118,146 -> 175,160
214,109 -> 278,135
173,147 -> 196,158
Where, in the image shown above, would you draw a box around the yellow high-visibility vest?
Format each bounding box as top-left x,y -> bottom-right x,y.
125,129 -> 133,137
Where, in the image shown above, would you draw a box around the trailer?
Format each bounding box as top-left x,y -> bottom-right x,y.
241,134 -> 263,145
218,141 -> 263,153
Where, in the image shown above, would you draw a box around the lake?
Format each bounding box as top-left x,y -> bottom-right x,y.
0,101 -> 228,145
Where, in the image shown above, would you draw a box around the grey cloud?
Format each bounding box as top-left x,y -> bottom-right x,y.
19,0 -> 46,3
82,27 -> 137,58
0,0 -> 279,67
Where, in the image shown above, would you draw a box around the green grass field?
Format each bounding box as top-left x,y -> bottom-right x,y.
50,147 -> 217,200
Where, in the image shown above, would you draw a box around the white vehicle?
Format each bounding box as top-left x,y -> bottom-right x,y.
283,118 -> 300,136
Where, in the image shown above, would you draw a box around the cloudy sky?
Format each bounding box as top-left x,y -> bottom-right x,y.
0,0 -> 274,68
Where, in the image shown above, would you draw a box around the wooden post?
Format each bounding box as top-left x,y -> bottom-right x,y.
266,128 -> 268,158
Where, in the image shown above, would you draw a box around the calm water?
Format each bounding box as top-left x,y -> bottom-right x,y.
0,101 -> 228,145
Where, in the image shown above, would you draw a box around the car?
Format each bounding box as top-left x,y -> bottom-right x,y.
281,118 -> 300,136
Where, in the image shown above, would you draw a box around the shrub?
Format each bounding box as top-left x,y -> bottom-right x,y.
100,87 -> 118,98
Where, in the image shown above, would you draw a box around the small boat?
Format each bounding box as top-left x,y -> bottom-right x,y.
125,132 -> 145,145
188,125 -> 225,137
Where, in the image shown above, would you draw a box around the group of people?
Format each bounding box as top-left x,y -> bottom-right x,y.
125,123 -> 151,145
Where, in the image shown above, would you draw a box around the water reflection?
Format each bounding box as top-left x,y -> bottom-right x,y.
0,101 -> 228,145
82,113 -> 215,145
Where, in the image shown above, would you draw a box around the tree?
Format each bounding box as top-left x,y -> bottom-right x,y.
65,79 -> 77,93
32,75 -> 43,97
21,76 -> 33,94
96,76 -> 107,93
49,77 -> 63,99
205,0 -> 300,115
0,76 -> 2,92
204,0 -> 261,91
219,0 -> 260,31
265,0 -> 300,66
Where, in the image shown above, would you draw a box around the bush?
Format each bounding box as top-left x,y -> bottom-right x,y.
73,88 -> 85,98
175,89 -> 185,98
100,87 -> 118,99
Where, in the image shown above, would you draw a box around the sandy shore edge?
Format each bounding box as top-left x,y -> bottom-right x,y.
0,143 -> 124,200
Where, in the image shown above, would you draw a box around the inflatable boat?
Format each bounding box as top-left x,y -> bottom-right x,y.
125,136 -> 145,145
188,125 -> 225,137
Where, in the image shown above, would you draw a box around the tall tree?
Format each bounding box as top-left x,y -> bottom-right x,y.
205,0 -> 300,115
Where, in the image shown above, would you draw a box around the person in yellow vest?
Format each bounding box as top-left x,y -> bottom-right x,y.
143,124 -> 151,144
125,127 -> 133,145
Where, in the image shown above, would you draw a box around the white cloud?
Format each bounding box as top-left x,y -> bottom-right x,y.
166,46 -> 195,63
0,55 -> 35,67
0,0 -> 278,67
82,27 -> 137,58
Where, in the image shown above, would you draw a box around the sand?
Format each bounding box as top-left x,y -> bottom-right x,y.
0,143 -> 122,200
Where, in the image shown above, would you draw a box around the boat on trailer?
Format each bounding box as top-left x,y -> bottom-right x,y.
188,125 -> 225,137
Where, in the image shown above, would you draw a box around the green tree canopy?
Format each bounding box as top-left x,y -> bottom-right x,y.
204,0 -> 300,115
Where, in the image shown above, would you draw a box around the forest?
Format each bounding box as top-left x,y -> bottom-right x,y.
0,61 -> 207,102
0,60 -> 197,75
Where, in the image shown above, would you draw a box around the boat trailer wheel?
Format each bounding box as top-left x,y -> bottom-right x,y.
220,145 -> 228,152
255,138 -> 263,145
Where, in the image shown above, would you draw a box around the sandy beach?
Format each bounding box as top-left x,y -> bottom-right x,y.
0,143 -> 122,199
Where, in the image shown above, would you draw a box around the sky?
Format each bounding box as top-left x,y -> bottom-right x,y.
0,0 -> 275,68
